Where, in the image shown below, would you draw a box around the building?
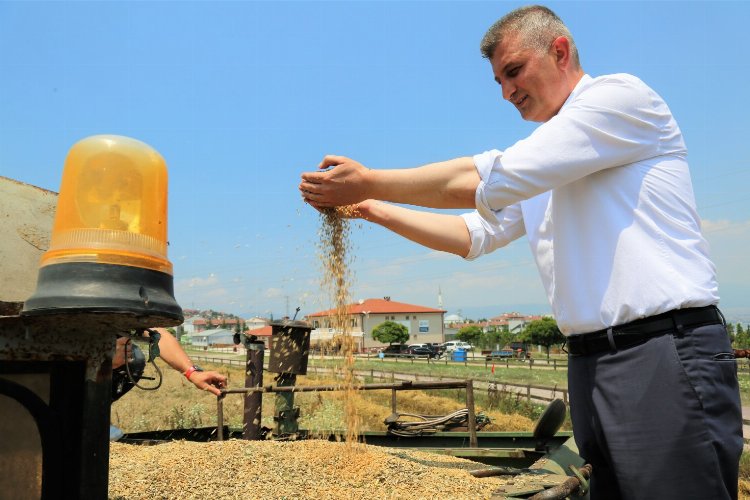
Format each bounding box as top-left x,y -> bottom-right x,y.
443,313 -> 465,328
184,328 -> 235,348
180,315 -> 204,336
305,297 -> 446,352
245,325 -> 273,348
244,316 -> 268,331
192,317 -> 241,332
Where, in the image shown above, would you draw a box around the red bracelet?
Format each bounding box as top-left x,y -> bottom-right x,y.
184,365 -> 202,381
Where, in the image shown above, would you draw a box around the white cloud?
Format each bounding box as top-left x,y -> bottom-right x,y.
701,218 -> 750,315
175,273 -> 219,290
263,287 -> 284,299
702,218 -> 749,236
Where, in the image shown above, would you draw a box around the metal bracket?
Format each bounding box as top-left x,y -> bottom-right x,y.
568,464 -> 590,497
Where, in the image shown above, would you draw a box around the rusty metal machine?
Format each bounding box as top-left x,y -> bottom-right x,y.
268,317 -> 312,439
231,313 -> 313,440
0,135 -> 182,498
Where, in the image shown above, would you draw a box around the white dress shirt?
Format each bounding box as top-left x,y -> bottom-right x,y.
461,73 -> 718,335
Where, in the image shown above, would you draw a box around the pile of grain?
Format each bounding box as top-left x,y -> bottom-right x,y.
109,439 -> 509,499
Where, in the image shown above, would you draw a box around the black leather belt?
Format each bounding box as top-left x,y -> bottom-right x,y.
566,305 -> 722,356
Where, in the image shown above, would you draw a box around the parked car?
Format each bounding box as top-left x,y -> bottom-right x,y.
441,341 -> 473,353
428,343 -> 446,356
406,345 -> 438,358
408,343 -> 430,349
379,344 -> 409,357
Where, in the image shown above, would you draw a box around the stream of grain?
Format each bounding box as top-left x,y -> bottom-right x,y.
318,206 -> 361,447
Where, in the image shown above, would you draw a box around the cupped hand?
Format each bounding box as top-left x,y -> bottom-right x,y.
299,155 -> 371,207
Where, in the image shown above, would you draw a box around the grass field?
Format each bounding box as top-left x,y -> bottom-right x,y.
111,359 -> 539,435
183,346 -> 750,402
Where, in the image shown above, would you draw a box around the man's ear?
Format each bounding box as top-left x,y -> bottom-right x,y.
551,36 -> 571,68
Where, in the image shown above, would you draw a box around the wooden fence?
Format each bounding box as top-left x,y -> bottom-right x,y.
191,355 -> 568,406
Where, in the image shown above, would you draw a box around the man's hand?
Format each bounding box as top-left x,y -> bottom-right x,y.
187,370 -> 227,396
299,155 -> 372,208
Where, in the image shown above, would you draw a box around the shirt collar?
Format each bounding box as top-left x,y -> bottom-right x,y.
559,73 -> 592,113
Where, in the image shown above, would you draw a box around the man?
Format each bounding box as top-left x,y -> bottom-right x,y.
109,328 -> 227,440
299,5 -> 742,499
112,328 -> 227,399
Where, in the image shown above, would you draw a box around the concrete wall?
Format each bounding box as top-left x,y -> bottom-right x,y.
0,176 -> 57,313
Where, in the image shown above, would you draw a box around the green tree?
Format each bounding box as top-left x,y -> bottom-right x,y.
521,317 -> 565,359
726,323 -> 736,345
482,330 -> 501,350
371,321 -> 410,345
456,325 -> 483,347
498,330 -> 515,350
735,323 -> 748,349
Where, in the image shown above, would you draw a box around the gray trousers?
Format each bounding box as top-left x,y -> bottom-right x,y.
568,322 -> 743,499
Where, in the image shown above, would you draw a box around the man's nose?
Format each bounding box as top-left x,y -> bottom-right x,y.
502,82 -> 515,103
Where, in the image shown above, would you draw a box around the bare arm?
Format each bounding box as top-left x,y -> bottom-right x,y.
300,155 -> 480,209
150,328 -> 227,396
355,200 -> 472,257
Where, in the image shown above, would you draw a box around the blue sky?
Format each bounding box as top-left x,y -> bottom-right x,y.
1,1 -> 748,323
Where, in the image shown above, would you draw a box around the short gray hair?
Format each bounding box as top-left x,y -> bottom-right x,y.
480,5 -> 580,67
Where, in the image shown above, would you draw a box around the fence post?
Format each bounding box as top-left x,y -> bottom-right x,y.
553,359 -> 557,370
217,393 -> 225,441
466,379 -> 478,448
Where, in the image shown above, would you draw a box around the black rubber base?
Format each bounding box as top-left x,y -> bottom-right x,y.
21,262 -> 183,323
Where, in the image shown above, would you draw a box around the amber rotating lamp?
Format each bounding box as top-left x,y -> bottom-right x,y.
22,135 -> 183,325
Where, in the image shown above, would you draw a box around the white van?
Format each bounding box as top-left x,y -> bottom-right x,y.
441,341 -> 473,353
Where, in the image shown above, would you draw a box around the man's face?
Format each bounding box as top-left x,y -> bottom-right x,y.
490,34 -> 569,122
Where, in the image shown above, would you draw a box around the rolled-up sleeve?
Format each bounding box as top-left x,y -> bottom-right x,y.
460,204 -> 525,260
460,149 -> 525,260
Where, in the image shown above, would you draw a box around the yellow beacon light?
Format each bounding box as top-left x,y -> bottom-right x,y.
22,135 -> 183,325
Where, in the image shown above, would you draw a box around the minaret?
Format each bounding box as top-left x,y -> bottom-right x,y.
438,286 -> 443,309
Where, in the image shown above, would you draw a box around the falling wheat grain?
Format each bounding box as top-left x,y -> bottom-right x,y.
318,206 -> 362,448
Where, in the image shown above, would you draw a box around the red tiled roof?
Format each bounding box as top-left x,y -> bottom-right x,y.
490,312 -> 530,321
306,298 -> 446,318
246,325 -> 273,337
194,318 -> 240,326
